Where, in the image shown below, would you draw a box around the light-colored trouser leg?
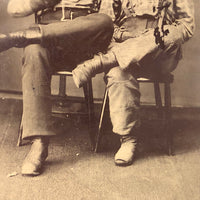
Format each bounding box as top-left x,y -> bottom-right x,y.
105,67 -> 141,136
111,29 -> 182,73
105,40 -> 182,136
138,40 -> 182,77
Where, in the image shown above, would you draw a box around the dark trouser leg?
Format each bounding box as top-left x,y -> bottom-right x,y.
40,13 -> 113,54
22,44 -> 55,140
21,13 -> 113,139
21,44 -> 54,176
0,13 -> 113,54
18,13 -> 113,175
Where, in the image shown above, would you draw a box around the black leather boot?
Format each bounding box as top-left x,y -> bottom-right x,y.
21,137 -> 49,176
72,51 -> 118,88
0,26 -> 42,53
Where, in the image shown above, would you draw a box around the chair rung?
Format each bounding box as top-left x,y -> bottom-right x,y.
52,111 -> 88,115
55,71 -> 73,76
137,74 -> 174,83
137,77 -> 151,82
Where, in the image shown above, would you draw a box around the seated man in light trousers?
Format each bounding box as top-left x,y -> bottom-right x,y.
72,0 -> 195,165
0,0 -> 195,175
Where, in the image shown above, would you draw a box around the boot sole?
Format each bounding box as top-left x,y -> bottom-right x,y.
21,171 -> 41,176
114,159 -> 133,167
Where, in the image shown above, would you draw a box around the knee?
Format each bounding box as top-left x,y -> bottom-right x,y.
24,44 -> 47,59
106,67 -> 136,83
23,44 -> 50,68
22,44 -> 51,76
105,67 -> 140,93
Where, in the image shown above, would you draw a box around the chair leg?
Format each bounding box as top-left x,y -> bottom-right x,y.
58,75 -> 67,107
17,119 -> 23,147
83,80 -> 95,150
164,82 -> 174,156
95,89 -> 108,153
59,75 -> 66,97
154,82 -> 163,117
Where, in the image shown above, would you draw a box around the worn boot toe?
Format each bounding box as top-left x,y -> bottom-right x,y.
21,160 -> 42,176
72,64 -> 90,88
114,135 -> 137,166
21,137 -> 49,176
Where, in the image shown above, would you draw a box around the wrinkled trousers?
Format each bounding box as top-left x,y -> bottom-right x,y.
22,13 -> 113,139
105,18 -> 182,136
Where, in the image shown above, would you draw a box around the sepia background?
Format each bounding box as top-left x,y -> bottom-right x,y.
0,0 -> 199,107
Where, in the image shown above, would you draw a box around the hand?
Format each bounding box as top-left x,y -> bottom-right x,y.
7,0 -> 61,17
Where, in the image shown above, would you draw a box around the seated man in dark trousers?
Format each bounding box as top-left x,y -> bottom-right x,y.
0,0 -> 113,176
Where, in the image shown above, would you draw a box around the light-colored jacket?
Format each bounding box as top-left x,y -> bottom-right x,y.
122,0 -> 195,41
100,0 -> 195,42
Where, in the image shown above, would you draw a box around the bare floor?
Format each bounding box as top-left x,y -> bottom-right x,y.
0,99 -> 200,200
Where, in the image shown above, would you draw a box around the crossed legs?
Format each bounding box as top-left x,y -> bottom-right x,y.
3,13 -> 114,176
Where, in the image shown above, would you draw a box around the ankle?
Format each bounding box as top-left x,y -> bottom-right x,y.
120,134 -> 137,143
32,136 -> 49,145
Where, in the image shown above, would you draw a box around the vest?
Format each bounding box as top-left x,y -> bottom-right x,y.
56,0 -> 96,10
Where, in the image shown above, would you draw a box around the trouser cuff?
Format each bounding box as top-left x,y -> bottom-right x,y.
22,130 -> 56,140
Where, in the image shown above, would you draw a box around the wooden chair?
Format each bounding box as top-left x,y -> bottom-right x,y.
94,74 -> 174,155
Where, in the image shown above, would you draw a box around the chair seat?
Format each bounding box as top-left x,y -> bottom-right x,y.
55,71 -> 73,76
137,74 -> 174,83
